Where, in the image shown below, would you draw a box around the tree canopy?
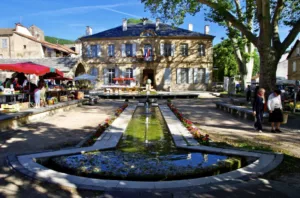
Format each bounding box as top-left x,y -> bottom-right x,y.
213,39 -> 239,81
142,0 -> 300,92
45,36 -> 74,45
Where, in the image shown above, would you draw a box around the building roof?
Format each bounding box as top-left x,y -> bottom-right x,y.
14,32 -> 77,55
0,28 -> 14,36
287,39 -> 300,59
81,23 -> 215,40
0,58 -> 80,72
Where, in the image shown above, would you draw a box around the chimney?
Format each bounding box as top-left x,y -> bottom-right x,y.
123,18 -> 127,31
86,26 -> 92,36
188,23 -> 193,31
156,18 -> 160,31
205,25 -> 210,35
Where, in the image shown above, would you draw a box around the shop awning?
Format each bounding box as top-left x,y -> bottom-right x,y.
0,62 -> 64,76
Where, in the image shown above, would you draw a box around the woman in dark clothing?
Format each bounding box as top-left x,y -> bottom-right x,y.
253,88 -> 266,132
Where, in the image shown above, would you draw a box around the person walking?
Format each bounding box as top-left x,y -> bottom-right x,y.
253,88 -> 266,133
246,85 -> 251,103
268,90 -> 283,132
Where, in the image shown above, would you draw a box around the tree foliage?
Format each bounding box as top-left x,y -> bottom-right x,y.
213,39 -> 239,81
142,0 -> 300,92
127,18 -> 153,24
45,36 -> 74,45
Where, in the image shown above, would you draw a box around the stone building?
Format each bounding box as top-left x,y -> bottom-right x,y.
79,19 -> 214,91
287,39 -> 300,80
0,23 -> 77,59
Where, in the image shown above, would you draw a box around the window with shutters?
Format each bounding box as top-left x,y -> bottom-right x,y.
198,44 -> 206,56
164,44 -> 172,56
108,69 -> 115,84
1,39 -> 7,48
108,44 -> 115,57
180,44 -> 188,56
90,67 -> 98,76
180,68 -> 189,84
91,45 -> 98,57
125,44 -> 133,57
293,61 -> 297,72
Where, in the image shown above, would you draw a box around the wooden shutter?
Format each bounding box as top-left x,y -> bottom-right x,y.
160,43 -> 164,56
176,68 -> 181,84
194,68 -> 198,83
132,43 -> 136,56
97,45 -> 101,57
103,68 -> 108,84
164,68 -> 171,85
86,45 -> 91,57
115,67 -> 119,77
205,69 -> 210,83
121,44 -> 126,57
171,44 -> 176,56
188,68 -> 193,84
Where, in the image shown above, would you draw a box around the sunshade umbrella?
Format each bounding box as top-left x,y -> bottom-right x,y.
74,74 -> 97,81
0,62 -> 63,76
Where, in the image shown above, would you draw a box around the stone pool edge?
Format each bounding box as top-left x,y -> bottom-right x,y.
7,103 -> 283,191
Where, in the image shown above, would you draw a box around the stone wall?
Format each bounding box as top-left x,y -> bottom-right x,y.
81,37 -> 213,91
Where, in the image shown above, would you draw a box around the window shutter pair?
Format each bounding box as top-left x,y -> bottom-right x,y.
160,43 -> 175,56
121,44 -> 136,57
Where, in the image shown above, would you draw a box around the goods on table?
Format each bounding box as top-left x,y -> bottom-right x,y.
47,99 -> 54,105
19,102 -> 29,110
1,103 -> 20,113
289,102 -> 300,110
60,95 -> 68,102
75,91 -> 84,100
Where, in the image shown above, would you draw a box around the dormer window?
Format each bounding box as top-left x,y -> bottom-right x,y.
140,30 -> 156,37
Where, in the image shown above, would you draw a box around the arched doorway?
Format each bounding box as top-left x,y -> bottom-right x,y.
75,63 -> 86,77
142,69 -> 155,87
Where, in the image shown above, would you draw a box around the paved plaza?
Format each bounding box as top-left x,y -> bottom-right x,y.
0,96 -> 300,197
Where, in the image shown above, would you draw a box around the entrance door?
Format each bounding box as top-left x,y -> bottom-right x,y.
142,69 -> 155,87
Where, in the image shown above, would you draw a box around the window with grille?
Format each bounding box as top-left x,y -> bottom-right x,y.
164,44 -> 172,56
1,39 -> 7,48
198,44 -> 206,56
108,69 -> 115,84
180,44 -> 188,56
125,44 -> 133,57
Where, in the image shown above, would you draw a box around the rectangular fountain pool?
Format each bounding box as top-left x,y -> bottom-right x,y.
43,106 -> 252,181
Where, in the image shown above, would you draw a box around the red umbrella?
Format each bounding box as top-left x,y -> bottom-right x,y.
0,62 -> 64,76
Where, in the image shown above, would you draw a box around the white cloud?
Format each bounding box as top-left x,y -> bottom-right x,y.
28,2 -> 140,17
102,7 -> 142,18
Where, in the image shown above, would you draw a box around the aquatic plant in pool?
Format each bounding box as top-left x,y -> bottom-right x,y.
46,106 -> 250,181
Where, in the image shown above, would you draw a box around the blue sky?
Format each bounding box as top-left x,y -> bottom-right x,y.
0,0 -> 298,48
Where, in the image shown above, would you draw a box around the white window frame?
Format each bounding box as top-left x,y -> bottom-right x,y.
1,39 -> 7,49
108,44 -> 115,57
180,43 -> 188,56
199,44 -> 206,56
108,68 -> 115,84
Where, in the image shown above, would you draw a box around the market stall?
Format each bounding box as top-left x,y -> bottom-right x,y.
0,62 -> 69,112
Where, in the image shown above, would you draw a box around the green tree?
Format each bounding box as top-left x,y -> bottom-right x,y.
214,39 -> 239,82
127,18 -> 153,24
142,0 -> 300,92
252,50 -> 260,76
45,36 -> 74,45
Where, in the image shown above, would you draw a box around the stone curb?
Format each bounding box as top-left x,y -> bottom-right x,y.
7,104 -> 283,191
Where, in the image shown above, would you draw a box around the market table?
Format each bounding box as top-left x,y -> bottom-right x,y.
0,93 -> 26,104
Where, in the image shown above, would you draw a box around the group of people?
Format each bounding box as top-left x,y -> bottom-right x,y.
253,88 -> 283,133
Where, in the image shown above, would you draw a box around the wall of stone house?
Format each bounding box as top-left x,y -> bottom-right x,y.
81,37 -> 213,90
10,34 -> 44,58
0,36 -> 11,58
288,59 -> 300,80
28,25 -> 45,41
